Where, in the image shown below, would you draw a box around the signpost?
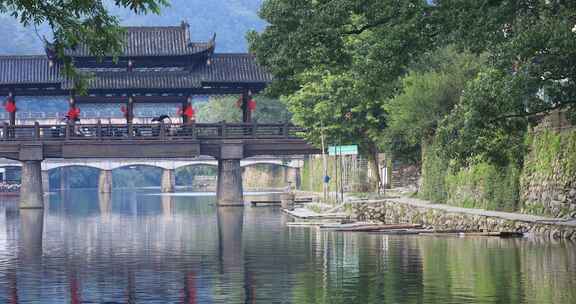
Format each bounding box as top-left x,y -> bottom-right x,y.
328,145 -> 358,156
327,145 -> 358,203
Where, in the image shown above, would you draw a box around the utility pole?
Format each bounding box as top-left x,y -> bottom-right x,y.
320,121 -> 328,202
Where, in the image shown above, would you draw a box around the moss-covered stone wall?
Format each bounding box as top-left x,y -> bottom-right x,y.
520,130 -> 576,217
419,128 -> 576,218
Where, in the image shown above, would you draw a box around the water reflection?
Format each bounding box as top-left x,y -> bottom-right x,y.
18,209 -> 43,262
0,190 -> 573,303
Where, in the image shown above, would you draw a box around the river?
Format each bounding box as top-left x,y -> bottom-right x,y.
0,189 -> 575,303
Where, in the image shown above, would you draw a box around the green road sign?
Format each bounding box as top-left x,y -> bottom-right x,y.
328,145 -> 358,156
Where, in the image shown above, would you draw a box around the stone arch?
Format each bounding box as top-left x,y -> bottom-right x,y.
173,161 -> 218,170
112,163 -> 166,172
240,159 -> 304,169
49,165 -> 101,190
241,163 -> 301,190
111,164 -> 165,189
240,161 -> 287,168
0,165 -> 22,183
46,164 -> 104,172
174,163 -> 218,189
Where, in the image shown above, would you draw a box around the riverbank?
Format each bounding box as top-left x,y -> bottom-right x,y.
351,196 -> 576,240
293,190 -> 576,240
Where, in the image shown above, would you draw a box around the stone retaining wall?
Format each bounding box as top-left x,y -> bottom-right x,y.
353,200 -> 576,240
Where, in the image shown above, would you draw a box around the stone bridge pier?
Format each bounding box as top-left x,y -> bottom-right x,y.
98,170 -> 113,194
161,169 -> 175,193
17,145 -> 45,209
216,142 -> 244,207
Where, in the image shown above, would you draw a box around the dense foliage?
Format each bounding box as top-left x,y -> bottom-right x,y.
382,47 -> 485,165
196,95 -> 290,123
249,0 -> 435,188
251,0 -> 576,211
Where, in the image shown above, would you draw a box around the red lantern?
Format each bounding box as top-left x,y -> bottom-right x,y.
184,105 -> 195,119
120,105 -> 128,118
177,105 -> 195,119
248,99 -> 257,111
4,98 -> 16,113
67,107 -> 80,121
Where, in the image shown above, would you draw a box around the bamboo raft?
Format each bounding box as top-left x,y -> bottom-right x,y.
286,220 -> 524,238
251,197 -> 314,206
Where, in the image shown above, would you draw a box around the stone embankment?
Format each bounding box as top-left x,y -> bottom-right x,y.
353,197 -> 576,240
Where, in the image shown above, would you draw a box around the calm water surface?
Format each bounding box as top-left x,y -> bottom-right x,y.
0,190 -> 575,303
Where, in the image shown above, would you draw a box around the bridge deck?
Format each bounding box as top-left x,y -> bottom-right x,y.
0,123 -> 319,160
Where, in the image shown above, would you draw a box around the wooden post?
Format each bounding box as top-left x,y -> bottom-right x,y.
68,96 -> 76,127
8,94 -> 15,127
65,122 -> 71,140
3,122 -> 8,140
283,121 -> 289,137
97,120 -> 102,140
182,97 -> 190,124
126,96 -> 134,125
190,122 -> 196,139
241,90 -> 251,123
34,122 -> 40,140
219,121 -> 226,138
159,121 -> 166,140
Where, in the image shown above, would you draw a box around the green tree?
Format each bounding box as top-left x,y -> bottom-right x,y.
196,95 -> 289,123
382,47 -> 485,166
249,0 -> 436,189
0,0 -> 168,90
436,69 -> 529,167
435,0 -> 576,122
196,96 -> 242,123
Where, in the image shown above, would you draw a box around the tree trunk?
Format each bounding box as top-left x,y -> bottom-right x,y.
365,141 -> 381,193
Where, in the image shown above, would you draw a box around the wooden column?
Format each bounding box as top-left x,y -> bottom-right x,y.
6,93 -> 16,139
241,90 -> 251,123
68,97 -> 76,125
126,96 -> 134,124
8,94 -> 15,127
182,96 -> 191,124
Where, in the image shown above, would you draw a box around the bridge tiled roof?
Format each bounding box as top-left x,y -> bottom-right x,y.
0,54 -> 271,91
0,56 -> 62,85
200,54 -> 273,84
64,24 -> 214,57
0,24 -> 272,94
63,70 -> 200,90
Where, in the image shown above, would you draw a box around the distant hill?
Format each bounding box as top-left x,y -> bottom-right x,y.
0,0 -> 265,55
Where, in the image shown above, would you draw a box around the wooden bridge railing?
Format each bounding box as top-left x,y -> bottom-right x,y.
0,122 -> 305,141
